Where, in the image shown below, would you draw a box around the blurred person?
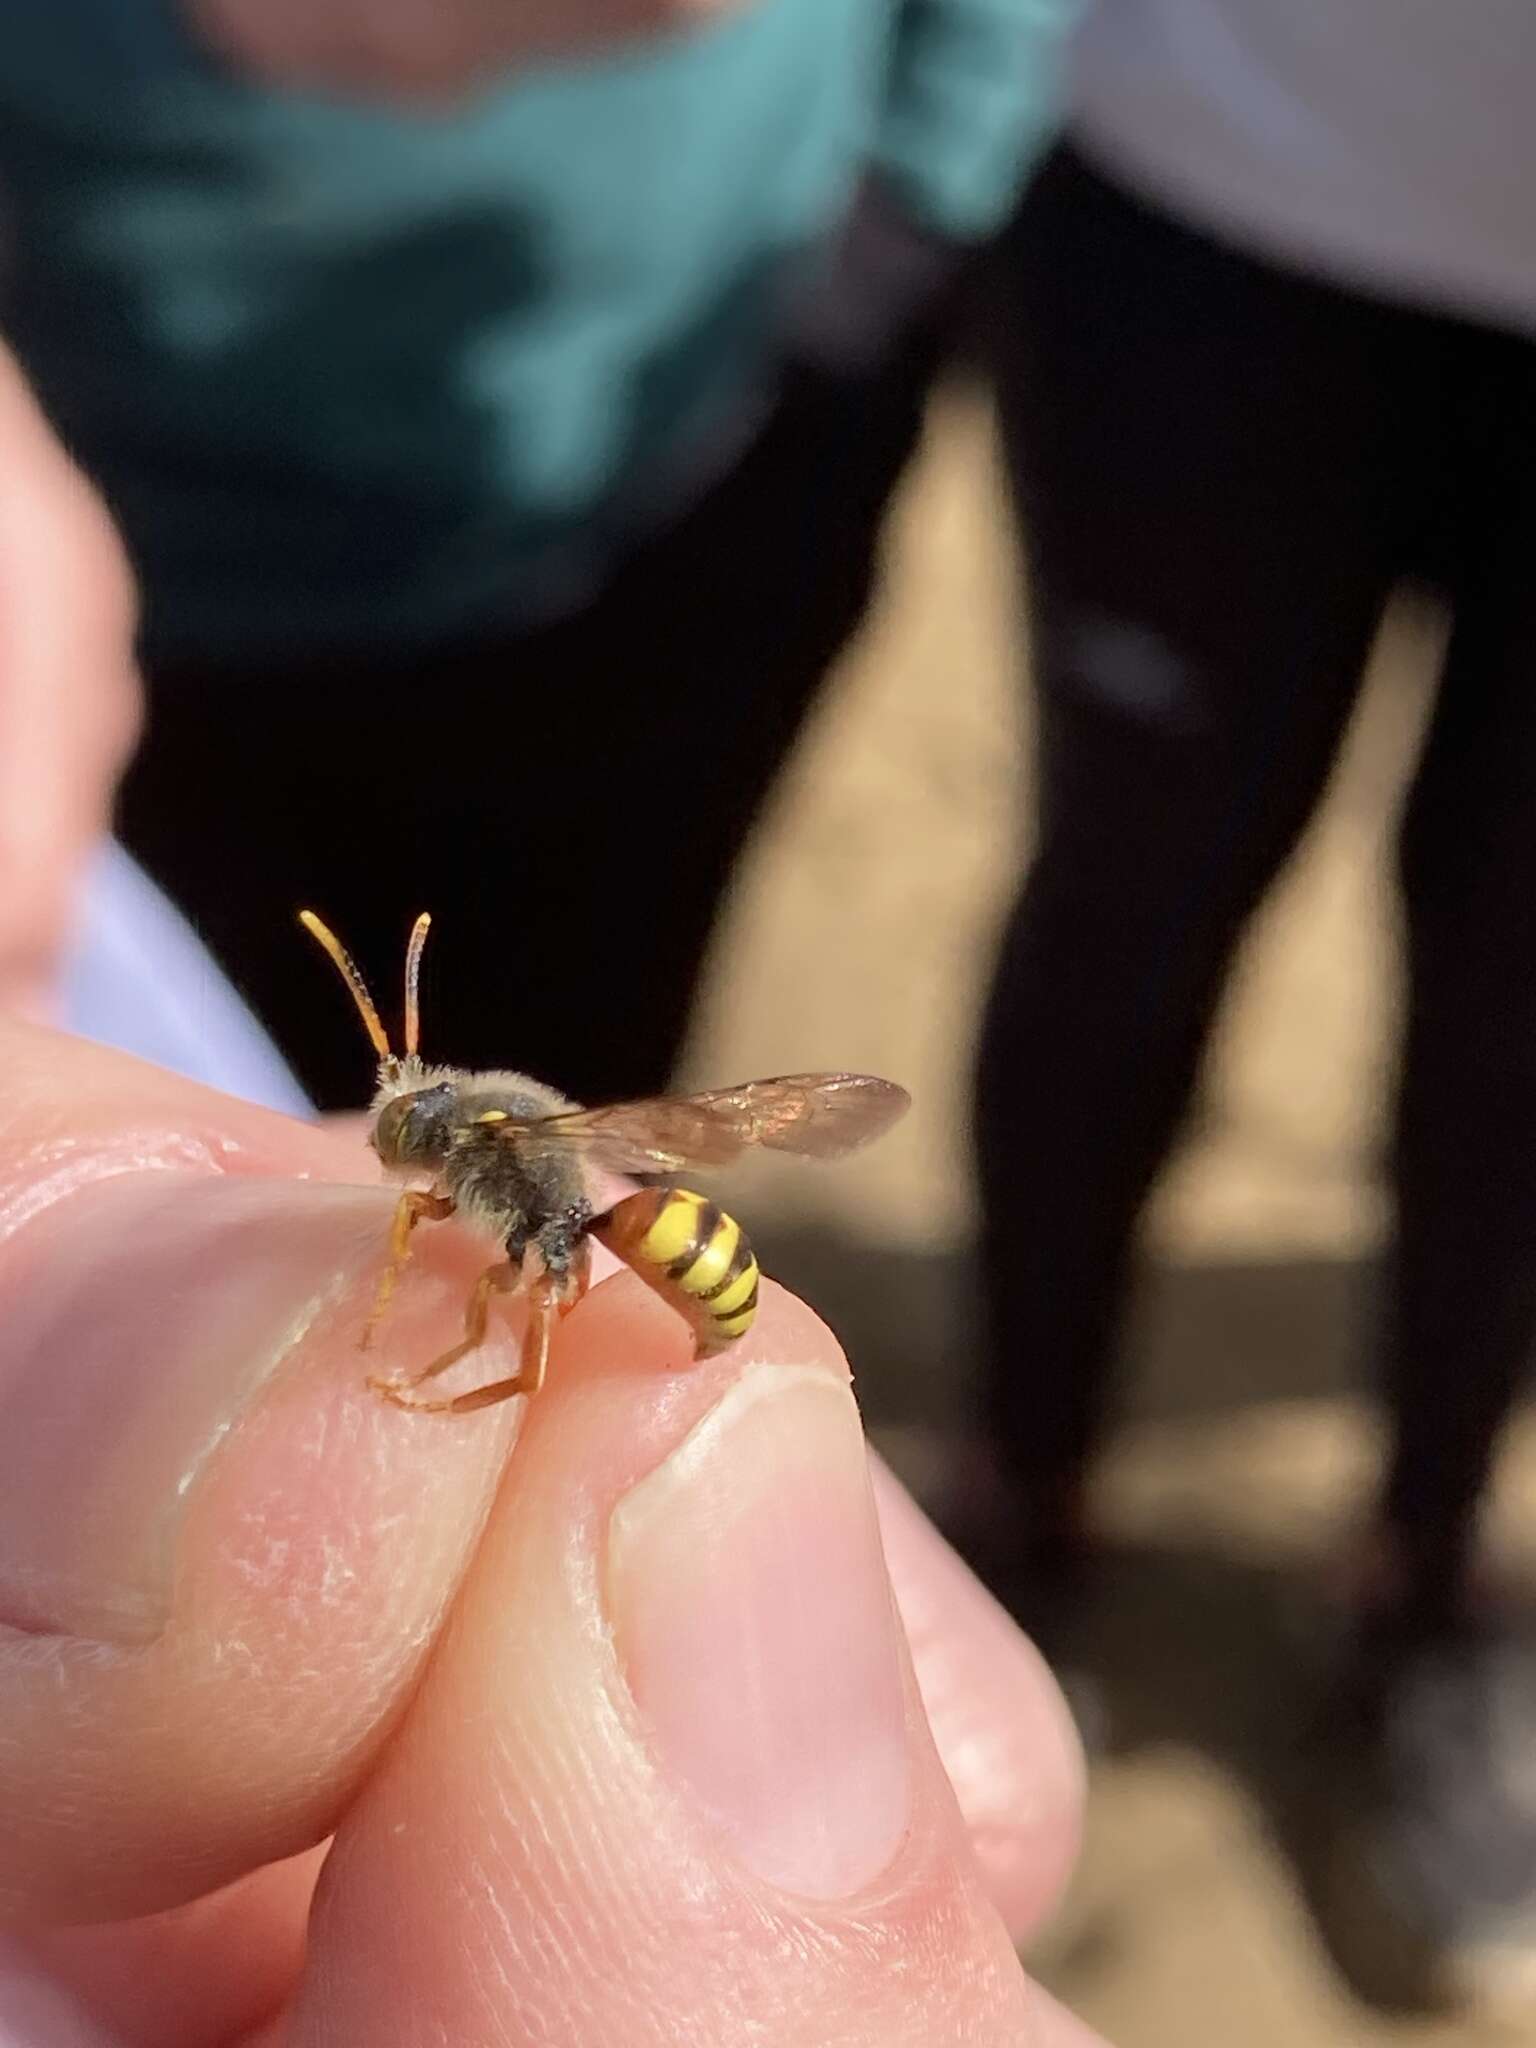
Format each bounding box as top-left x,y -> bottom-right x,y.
0,0 -> 1077,1110
976,0 -> 1536,2007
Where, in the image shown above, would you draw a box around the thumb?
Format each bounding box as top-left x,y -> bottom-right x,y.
290,1275 -> 1094,2046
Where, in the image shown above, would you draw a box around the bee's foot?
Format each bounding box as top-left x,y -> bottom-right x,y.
366,1369 -> 532,1416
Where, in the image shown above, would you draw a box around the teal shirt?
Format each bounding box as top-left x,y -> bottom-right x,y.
0,1 -> 1073,659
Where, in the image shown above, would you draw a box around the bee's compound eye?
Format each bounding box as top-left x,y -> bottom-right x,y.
375,1083 -> 456,1166
372,1096 -> 412,1160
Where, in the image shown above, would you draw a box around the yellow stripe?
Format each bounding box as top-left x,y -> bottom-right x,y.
708,1259 -> 759,1319
639,1191 -> 708,1266
679,1217 -> 741,1296
713,1301 -> 758,1340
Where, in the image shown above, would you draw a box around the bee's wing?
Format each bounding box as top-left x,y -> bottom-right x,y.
503,1098 -> 742,1174
677,1073 -> 911,1157
513,1074 -> 910,1176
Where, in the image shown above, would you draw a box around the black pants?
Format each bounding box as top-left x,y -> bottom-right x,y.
980,147 -> 1536,1596
117,344 -> 936,1114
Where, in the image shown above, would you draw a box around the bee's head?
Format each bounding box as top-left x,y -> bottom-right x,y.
301,909 -> 446,1160
370,1072 -> 457,1170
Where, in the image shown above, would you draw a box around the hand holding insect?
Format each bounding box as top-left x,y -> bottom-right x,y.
300,910 -> 910,1413
0,1014 -> 1090,2045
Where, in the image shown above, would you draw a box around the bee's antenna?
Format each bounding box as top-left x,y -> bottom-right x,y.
298,910 -> 393,1063
403,911 -> 431,1059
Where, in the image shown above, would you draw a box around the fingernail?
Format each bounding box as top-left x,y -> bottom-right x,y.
0,1172 -> 389,1642
607,1363 -> 912,1899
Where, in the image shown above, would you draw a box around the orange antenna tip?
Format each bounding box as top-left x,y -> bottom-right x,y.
403,911 -> 432,1058
298,909 -> 393,1062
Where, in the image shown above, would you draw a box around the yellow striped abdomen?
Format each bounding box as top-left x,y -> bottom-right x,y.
592,1188 -> 759,1357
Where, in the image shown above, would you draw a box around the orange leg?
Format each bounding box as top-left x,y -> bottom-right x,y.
361,1188 -> 456,1351
369,1257 -> 521,1410
372,1237 -> 592,1416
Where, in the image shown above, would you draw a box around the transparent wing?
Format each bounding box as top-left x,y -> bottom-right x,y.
675,1073 -> 911,1157
503,1073 -> 910,1176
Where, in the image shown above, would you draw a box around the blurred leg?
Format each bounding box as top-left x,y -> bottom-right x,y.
977,148 -> 1429,1521
117,334 -> 941,1111
1385,336 -> 1536,1614
1314,348 -> 1536,2006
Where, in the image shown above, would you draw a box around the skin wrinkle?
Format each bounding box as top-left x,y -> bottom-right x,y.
10,1179 -> 397,1648
456,1733 -> 624,2032
0,1133 -> 229,1241
2,1282 -> 519,1913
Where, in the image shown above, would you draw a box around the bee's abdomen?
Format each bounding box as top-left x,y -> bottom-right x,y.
592,1188 -> 759,1356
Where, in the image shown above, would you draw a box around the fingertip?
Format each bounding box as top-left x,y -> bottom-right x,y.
870,1459 -> 1086,1940
0,1051 -> 524,1919
288,1269 -> 1045,2043
566,1264 -> 848,1383
17,1844 -> 325,2046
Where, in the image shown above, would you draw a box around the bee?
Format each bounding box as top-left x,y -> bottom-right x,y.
300,911 -> 910,1414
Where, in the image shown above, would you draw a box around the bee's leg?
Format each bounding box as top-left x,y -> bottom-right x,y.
372,1228 -> 597,1416
369,1257 -> 521,1409
451,1222 -> 594,1409
512,1270 -> 562,1402
539,1203 -> 594,1318
558,1230 -> 594,1313
378,1268 -> 555,1415
360,1188 -> 456,1351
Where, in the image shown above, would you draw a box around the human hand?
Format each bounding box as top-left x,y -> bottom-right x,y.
0,1020 -> 1102,2045
0,349 -> 140,1024
185,0 -> 759,101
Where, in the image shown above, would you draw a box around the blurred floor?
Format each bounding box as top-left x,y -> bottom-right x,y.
685,385 -> 1536,2046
